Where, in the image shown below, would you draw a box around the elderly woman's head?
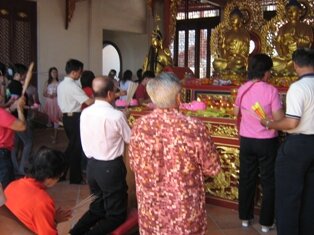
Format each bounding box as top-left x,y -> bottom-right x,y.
146,72 -> 181,108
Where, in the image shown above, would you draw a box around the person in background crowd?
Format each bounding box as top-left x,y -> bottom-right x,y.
57,59 -> 93,184
108,69 -> 126,99
9,64 -> 33,177
119,70 -> 133,100
81,70 -> 95,110
0,62 -> 7,106
134,70 -> 155,105
108,69 -> 119,88
0,97 -> 26,188
135,68 -> 143,83
5,146 -> 72,235
43,67 -> 62,143
70,76 -> 130,235
129,72 -> 220,235
234,54 -> 284,232
80,70 -> 96,175
261,48 -> 314,235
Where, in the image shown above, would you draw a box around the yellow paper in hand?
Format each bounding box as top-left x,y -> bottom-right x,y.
251,102 -> 266,119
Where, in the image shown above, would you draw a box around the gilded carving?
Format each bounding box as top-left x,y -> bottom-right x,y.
261,0 -> 314,86
211,0 -> 265,84
205,145 -> 240,200
210,123 -> 238,139
169,0 -> 182,43
128,115 -> 137,127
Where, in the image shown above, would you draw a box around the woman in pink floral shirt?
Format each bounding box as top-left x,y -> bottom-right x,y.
129,72 -> 220,235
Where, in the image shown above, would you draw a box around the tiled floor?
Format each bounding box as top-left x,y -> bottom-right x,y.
32,127 -> 277,235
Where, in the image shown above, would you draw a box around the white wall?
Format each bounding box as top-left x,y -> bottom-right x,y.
35,0 -> 148,104
103,30 -> 148,79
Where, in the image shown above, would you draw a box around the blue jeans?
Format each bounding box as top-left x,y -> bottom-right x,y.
0,148 -> 15,189
11,124 -> 33,175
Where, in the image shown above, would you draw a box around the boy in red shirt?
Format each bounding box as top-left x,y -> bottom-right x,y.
5,146 -> 72,235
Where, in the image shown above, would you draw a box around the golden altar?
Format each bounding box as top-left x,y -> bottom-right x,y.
127,79 -> 287,210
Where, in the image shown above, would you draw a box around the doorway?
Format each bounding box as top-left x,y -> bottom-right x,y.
102,41 -> 122,79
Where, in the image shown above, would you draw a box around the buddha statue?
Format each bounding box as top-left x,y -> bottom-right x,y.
272,0 -> 313,76
213,7 -> 250,75
143,28 -> 172,76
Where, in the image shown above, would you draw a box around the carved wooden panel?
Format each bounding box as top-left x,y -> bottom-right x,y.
0,0 -> 37,84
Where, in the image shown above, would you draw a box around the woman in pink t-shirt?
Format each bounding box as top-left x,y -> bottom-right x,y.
234,54 -> 284,232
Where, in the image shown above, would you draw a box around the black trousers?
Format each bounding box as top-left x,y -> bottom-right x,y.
276,134 -> 314,235
70,157 -> 128,235
238,136 -> 279,226
0,148 -> 14,188
62,113 -> 83,183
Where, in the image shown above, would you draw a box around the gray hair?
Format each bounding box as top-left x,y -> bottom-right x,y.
146,72 -> 182,108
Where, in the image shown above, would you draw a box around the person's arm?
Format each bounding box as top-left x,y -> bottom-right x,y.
55,207 -> 72,224
33,201 -> 58,235
115,90 -> 127,98
262,85 -> 301,131
0,83 -> 5,105
118,113 -> 131,144
9,97 -> 26,131
197,123 -> 220,176
72,84 -> 94,107
261,116 -> 300,131
43,84 -> 49,98
83,97 -> 94,106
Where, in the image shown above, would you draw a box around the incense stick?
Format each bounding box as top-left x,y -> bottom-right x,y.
71,194 -> 97,211
22,62 -> 34,96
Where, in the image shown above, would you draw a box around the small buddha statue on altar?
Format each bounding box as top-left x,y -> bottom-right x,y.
143,26 -> 172,76
213,7 -> 250,75
272,0 -> 313,76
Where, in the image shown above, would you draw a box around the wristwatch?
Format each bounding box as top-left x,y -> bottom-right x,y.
265,120 -> 271,130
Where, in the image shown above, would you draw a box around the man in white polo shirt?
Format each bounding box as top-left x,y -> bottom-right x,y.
261,48 -> 314,235
70,76 -> 130,234
57,59 -> 93,184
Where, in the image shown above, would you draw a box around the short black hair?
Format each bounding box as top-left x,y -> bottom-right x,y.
28,146 -> 66,182
8,80 -> 22,96
121,70 -> 133,83
93,76 -> 115,98
248,54 -> 273,80
292,48 -> 314,67
81,70 -> 95,88
136,69 -> 143,79
142,70 -> 155,79
14,63 -> 27,76
65,59 -> 84,74
108,69 -> 116,78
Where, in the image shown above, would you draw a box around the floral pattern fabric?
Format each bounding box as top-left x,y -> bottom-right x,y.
129,108 -> 220,235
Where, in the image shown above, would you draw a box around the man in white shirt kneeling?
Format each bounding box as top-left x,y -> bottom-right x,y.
70,76 -> 131,235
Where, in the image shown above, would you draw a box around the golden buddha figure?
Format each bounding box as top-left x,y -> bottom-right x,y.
143,28 -> 172,75
213,7 -> 250,75
272,1 -> 313,76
